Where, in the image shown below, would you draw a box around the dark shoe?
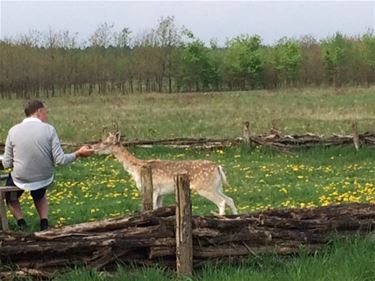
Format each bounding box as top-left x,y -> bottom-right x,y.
40,218 -> 49,231
17,218 -> 27,231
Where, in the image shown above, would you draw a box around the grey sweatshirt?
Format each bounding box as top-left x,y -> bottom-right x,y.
2,118 -> 76,184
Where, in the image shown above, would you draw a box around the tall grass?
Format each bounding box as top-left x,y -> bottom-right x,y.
0,87 -> 374,143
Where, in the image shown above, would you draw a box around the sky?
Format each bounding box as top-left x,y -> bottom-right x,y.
1,0 -> 374,46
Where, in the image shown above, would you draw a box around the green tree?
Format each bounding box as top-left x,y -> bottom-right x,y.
154,16 -> 186,93
224,35 -> 263,90
88,23 -> 117,94
362,31 -> 375,84
180,39 -> 216,91
207,39 -> 224,91
273,37 -> 302,86
298,35 -> 324,86
321,32 -> 351,87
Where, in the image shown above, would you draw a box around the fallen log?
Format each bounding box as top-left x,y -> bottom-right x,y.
0,203 -> 374,278
1,132 -> 374,155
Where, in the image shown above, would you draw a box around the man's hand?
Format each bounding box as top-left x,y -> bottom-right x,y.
75,145 -> 94,158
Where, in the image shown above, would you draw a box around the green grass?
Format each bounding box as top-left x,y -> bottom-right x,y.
0,87 -> 374,143
6,145 -> 373,231
0,87 -> 374,280
51,238 -> 375,281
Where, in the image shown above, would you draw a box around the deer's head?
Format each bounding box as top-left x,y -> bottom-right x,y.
92,128 -> 122,155
352,120 -> 358,130
243,121 -> 250,130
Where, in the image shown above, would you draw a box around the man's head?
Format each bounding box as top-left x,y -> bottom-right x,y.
24,100 -> 48,122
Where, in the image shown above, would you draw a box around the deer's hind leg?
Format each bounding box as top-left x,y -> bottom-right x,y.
152,193 -> 164,209
156,196 -> 164,208
196,189 -> 227,215
153,193 -> 159,209
218,191 -> 238,215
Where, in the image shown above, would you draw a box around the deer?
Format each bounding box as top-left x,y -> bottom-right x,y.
91,130 -> 238,215
270,119 -> 282,138
351,121 -> 361,151
242,121 -> 252,146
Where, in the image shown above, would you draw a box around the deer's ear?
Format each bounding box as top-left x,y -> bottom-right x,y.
114,131 -> 121,144
102,127 -> 109,140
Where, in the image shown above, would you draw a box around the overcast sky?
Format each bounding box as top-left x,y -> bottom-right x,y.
1,1 -> 374,46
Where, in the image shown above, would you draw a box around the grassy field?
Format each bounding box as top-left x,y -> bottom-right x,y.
0,87 -> 374,143
3,145 -> 375,281
8,145 -> 374,229
53,238 -> 375,281
0,87 -> 375,280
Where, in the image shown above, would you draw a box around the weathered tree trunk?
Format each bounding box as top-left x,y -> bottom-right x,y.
1,132 -> 375,156
0,203 -> 374,279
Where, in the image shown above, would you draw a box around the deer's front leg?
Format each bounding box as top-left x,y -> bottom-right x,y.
156,196 -> 163,208
153,193 -> 158,209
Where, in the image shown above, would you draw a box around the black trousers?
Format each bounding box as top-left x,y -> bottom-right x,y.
5,174 -> 47,203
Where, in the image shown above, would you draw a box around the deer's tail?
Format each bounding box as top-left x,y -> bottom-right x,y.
218,165 -> 229,187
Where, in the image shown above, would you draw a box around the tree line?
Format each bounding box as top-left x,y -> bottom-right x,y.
0,17 -> 374,98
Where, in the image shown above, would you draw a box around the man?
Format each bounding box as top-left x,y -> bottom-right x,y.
2,100 -> 94,231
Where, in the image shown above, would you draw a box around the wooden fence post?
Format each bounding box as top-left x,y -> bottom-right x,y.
141,165 -> 153,211
174,172 -> 193,277
0,192 -> 9,231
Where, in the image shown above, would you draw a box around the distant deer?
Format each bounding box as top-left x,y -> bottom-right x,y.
242,121 -> 252,146
352,121 -> 360,151
92,130 -> 238,215
270,119 -> 282,137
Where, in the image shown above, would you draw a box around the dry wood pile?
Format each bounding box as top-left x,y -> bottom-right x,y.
1,203 -> 374,279
69,132 -> 375,150
260,132 -> 375,148
0,132 -> 374,154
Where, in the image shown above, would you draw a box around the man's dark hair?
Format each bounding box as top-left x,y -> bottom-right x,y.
24,100 -> 44,117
